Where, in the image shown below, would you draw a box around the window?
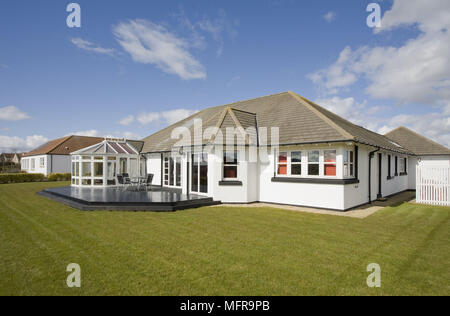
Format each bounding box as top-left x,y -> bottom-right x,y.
31,159 -> 35,171
399,157 -> 407,174
164,157 -> 169,185
308,151 -> 319,176
130,158 -> 138,177
291,151 -> 302,175
277,152 -> 288,175
344,150 -> 354,177
39,157 -> 45,168
395,156 -> 398,176
94,162 -> 103,177
387,155 -> 392,178
324,150 -> 337,176
120,158 -> 127,174
82,162 -> 92,177
224,151 -> 238,179
72,162 -> 79,176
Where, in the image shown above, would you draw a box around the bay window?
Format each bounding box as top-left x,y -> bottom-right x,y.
308,151 -> 319,176
324,150 -> 337,176
223,151 -> 238,179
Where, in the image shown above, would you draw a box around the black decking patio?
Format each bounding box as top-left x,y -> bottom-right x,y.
39,186 -> 220,212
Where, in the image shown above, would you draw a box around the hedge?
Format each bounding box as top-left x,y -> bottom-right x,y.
0,173 -> 46,184
0,173 -> 72,184
47,173 -> 71,182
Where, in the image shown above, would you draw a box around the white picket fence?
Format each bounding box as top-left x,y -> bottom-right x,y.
416,166 -> 450,206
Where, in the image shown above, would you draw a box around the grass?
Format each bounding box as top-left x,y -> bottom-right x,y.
0,182 -> 449,296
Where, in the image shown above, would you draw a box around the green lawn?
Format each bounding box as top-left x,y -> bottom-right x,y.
0,182 -> 449,296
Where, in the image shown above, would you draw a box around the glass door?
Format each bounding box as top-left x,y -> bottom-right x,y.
191,153 -> 208,194
164,155 -> 182,188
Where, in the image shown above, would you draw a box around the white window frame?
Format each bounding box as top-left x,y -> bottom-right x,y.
276,151 -> 288,176
39,157 -> 45,168
344,150 -> 355,178
324,150 -> 337,177
290,151 -> 302,176
31,158 -> 35,171
223,150 -> 239,180
307,150 -> 320,176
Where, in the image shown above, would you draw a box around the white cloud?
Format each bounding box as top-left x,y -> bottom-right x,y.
315,97 -> 384,132
137,109 -> 198,126
69,130 -> 141,140
71,130 -> 100,137
113,19 -> 206,80
308,0 -> 450,107
0,135 -> 48,153
316,96 -> 450,148
323,11 -> 336,23
0,106 -> 31,121
119,115 -> 134,126
173,8 -> 238,58
375,0 -> 450,33
71,38 -> 115,56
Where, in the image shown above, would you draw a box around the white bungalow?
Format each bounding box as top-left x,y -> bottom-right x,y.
67,91 -> 450,210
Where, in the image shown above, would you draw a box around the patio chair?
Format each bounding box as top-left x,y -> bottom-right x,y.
143,174 -> 154,191
117,174 -> 131,191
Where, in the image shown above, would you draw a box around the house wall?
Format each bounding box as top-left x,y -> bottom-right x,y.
146,153 -> 162,186
417,155 -> 450,166
343,146 -> 412,209
210,147 -> 255,203
258,144 -> 352,210
51,155 -> 71,174
21,155 -> 48,175
144,142 -> 417,211
21,155 -> 71,176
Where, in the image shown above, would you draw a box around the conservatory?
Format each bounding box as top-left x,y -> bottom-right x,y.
70,140 -> 145,187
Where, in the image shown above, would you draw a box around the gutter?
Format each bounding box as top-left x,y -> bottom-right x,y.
368,148 -> 380,204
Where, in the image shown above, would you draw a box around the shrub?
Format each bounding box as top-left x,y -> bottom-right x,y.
0,173 -> 45,184
47,173 -> 71,182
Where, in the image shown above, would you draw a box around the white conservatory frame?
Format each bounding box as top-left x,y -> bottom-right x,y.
70,140 -> 145,188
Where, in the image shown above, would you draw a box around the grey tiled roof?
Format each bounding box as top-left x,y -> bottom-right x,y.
385,126 -> 450,156
141,91 -> 411,154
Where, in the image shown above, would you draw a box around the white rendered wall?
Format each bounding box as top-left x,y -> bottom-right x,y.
50,155 -> 71,174
146,153 -> 162,186
417,156 -> 450,166
408,157 -> 417,190
210,147 -> 255,203
258,146 -> 347,210
21,155 -> 71,176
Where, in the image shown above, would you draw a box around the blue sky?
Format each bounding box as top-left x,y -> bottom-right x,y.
0,0 -> 449,152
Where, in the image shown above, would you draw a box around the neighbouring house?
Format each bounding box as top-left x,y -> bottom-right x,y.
0,153 -> 23,164
384,126 -> 450,190
21,135 -> 105,176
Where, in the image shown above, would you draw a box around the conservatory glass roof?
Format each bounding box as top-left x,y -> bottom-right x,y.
71,140 -> 139,155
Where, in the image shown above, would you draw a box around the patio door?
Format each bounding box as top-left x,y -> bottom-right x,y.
164,155 -> 182,188
191,153 -> 208,194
